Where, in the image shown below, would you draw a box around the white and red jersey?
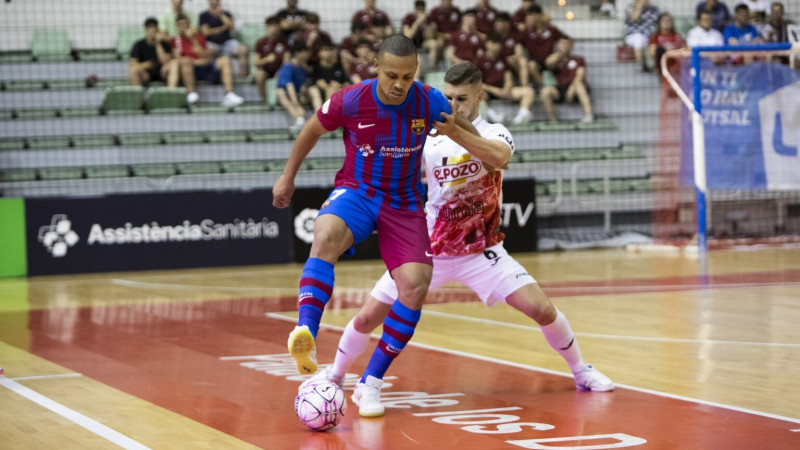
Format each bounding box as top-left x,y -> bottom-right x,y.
423,116 -> 515,257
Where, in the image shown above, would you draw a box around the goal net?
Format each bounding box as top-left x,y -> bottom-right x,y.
656,43 -> 800,251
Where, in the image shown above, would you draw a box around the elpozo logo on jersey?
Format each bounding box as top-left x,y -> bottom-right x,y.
37,216 -> 282,258
432,155 -> 482,186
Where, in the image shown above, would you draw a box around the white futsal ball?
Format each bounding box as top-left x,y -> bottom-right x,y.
295,381 -> 347,431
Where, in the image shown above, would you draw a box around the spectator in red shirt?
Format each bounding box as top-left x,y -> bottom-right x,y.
349,39 -> 378,83
253,16 -> 289,103
352,0 -> 393,36
492,12 -> 530,88
541,39 -> 593,123
426,0 -> 462,70
402,0 -> 430,79
473,0 -> 501,37
512,0 -> 538,32
339,21 -> 374,72
521,4 -> 567,88
289,13 -> 333,67
446,9 -> 484,66
477,33 -> 535,124
171,13 -> 243,107
648,13 -> 685,77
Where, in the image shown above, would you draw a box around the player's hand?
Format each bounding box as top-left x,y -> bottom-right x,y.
432,110 -> 457,136
272,173 -> 295,208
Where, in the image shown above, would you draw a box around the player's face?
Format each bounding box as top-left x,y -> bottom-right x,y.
444,82 -> 482,122
375,53 -> 417,105
699,13 -> 712,30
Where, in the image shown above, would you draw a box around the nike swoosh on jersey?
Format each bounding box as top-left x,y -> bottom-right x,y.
358,122 -> 376,129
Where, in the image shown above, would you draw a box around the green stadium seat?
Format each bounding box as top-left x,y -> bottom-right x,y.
31,29 -> 72,61
265,161 -> 287,172
630,178 -> 652,192
674,17 -> 694,37
162,132 -> 206,145
602,147 -> 644,160
239,23 -> 264,50
541,70 -> 557,88
102,86 -> 145,113
307,158 -> 344,170
118,133 -> 163,146
176,162 -> 221,175
424,71 -> 446,91
221,161 -> 267,173
233,104 -> 272,114
0,51 -> 33,64
537,122 -> 578,132
145,87 -> 188,112
60,106 -> 102,118
266,77 -> 278,108
248,129 -> 290,142
72,135 -> 117,148
190,105 -> 231,114
116,25 -> 145,59
95,77 -> 130,89
77,49 -> 118,62
131,164 -> 176,177
562,148 -> 606,161
1,169 -> 37,182
14,108 -> 59,120
0,110 -> 14,120
518,150 -> 563,163
4,80 -> 47,92
26,136 -> 71,150
39,167 -> 84,180
85,165 -> 130,179
506,121 -> 541,133
47,79 -> 89,91
206,131 -> 248,144
0,138 -> 26,151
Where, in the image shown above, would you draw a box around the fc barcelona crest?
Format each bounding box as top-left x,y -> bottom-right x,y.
411,118 -> 425,135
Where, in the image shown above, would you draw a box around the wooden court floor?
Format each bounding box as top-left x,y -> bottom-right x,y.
1,247 -> 799,449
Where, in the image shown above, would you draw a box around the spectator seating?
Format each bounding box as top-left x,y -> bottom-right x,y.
31,29 -> 73,62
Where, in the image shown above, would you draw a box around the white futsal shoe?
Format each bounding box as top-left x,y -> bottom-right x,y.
352,375 -> 385,417
287,325 -> 317,374
299,365 -> 343,392
573,364 -> 615,391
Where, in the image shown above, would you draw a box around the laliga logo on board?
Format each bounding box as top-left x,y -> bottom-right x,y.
38,214 -> 79,258
295,208 -> 318,244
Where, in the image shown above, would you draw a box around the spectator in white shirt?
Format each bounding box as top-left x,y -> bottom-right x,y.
687,10 -> 725,47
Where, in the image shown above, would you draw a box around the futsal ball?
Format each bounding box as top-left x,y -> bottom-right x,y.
295,381 -> 347,431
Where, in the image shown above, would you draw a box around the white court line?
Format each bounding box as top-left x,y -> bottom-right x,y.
10,373 -> 83,381
265,312 -> 800,424
110,278 -> 374,295
0,376 -> 151,450
421,310 -> 800,348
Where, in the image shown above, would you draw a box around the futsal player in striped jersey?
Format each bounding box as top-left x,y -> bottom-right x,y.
303,63 -> 614,417
272,35 -> 477,381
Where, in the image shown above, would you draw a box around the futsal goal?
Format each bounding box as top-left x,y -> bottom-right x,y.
654,42 -> 800,252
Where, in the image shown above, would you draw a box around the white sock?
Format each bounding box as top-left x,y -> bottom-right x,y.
330,318 -> 371,380
540,309 -> 585,374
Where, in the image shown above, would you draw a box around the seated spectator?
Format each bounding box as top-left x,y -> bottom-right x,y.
695,0 -> 730,32
352,0 -> 393,36
129,17 -> 179,88
339,21 -> 374,72
512,0 -> 538,32
522,4 -> 567,87
171,13 -> 244,107
648,13 -> 685,76
275,0 -> 311,40
541,39 -> 594,123
307,43 -> 349,111
493,12 -> 529,88
403,0 -> 430,78
349,39 -> 378,83
254,16 -> 290,103
476,33 -> 534,124
276,42 -> 312,132
724,3 -> 763,44
742,0 -> 771,23
600,0 -> 617,18
370,16 -> 392,48
289,13 -> 333,67
762,2 -> 794,42
624,0 -> 660,69
473,0 -> 500,37
687,10 -> 725,47
199,0 -> 248,78
160,0 -> 195,38
446,9 -> 484,66
426,0 -> 462,70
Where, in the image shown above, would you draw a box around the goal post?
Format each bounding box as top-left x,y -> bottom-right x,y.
660,43 -> 800,253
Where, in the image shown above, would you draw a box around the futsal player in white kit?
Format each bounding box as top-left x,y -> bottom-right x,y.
304,62 -> 614,417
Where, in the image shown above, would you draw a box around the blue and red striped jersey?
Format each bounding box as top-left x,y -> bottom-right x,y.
316,79 -> 451,211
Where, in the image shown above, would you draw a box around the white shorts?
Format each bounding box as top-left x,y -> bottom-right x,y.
624,33 -> 649,49
370,244 -> 537,306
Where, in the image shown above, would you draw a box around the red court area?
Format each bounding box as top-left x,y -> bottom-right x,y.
7,288 -> 799,450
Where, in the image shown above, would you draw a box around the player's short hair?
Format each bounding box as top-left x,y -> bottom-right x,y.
734,3 -> 749,13
486,33 -> 503,44
463,8 -> 477,16
351,20 -> 368,33
175,13 -> 189,23
377,34 -> 417,59
144,17 -> 158,28
496,12 -> 512,22
265,15 -> 279,26
444,62 -> 483,87
306,13 -> 320,24
415,0 -> 426,8
526,4 -> 543,14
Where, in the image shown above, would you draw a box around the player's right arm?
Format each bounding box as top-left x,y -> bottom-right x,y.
272,114 -> 329,208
